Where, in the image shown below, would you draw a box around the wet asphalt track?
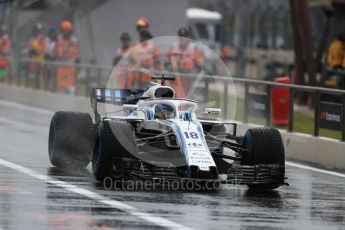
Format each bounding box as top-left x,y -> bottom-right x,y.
0,100 -> 345,230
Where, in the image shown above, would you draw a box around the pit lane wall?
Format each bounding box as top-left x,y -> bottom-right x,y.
0,84 -> 93,114
1,84 -> 345,171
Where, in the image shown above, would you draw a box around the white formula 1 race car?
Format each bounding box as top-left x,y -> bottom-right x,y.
48,76 -> 287,190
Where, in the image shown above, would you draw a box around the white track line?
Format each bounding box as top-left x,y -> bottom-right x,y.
0,99 -> 53,115
0,158 -> 192,230
286,161 -> 345,178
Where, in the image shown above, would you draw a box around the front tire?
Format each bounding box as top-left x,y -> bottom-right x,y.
92,120 -> 137,182
242,127 -> 285,190
49,111 -> 95,169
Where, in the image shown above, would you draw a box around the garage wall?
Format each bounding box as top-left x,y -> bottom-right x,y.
76,0 -> 188,65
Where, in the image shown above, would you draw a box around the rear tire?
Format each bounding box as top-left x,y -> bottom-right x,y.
242,127 -> 285,190
49,111 -> 95,169
92,120 -> 137,182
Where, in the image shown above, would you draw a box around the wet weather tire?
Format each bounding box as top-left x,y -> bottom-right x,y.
49,111 -> 95,169
92,120 -> 137,182
242,127 -> 285,190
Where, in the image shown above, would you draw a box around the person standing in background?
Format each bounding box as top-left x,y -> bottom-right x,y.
54,20 -> 80,94
326,34 -> 345,69
27,23 -> 46,89
28,23 -> 46,62
45,27 -> 58,61
166,27 -> 204,97
113,32 -> 131,67
112,32 -> 132,88
325,33 -> 345,89
126,29 -> 161,88
0,25 -> 11,83
44,27 -> 58,90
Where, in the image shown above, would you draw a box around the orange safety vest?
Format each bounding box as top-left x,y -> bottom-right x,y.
113,46 -> 131,88
54,35 -> 80,61
167,42 -> 203,72
131,40 -> 157,68
167,42 -> 203,98
114,46 -> 131,58
113,46 -> 131,66
54,36 -> 79,91
0,34 -> 11,55
0,34 -> 11,68
126,40 -> 160,88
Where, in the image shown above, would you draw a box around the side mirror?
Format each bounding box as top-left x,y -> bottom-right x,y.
204,108 -> 221,115
123,104 -> 146,120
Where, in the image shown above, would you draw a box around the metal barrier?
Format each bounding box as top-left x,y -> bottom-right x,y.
13,59 -> 345,142
16,59 -> 112,94
238,77 -> 345,142
151,70 -> 345,142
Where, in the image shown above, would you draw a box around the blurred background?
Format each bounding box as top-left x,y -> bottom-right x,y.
0,0 -> 344,81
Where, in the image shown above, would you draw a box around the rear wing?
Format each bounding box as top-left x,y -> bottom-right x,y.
90,88 -> 144,122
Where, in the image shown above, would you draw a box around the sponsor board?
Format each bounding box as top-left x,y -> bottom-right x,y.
319,101 -> 343,131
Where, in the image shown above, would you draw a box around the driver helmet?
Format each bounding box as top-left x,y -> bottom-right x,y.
155,103 -> 176,119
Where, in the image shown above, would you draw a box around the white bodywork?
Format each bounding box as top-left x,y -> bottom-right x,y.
118,85 -> 217,172
172,120 -> 216,171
